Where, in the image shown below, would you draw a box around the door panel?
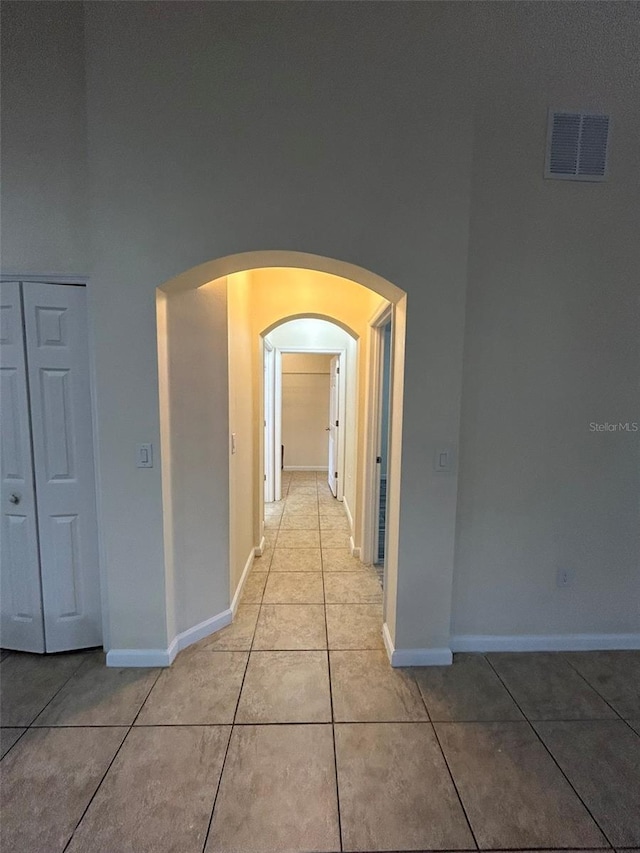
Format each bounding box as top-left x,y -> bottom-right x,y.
328,356 -> 339,497
23,283 -> 101,652
0,282 -> 46,652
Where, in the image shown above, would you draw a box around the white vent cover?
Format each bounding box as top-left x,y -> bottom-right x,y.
545,110 -> 610,181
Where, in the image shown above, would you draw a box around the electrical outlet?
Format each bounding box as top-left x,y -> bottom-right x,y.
556,567 -> 575,588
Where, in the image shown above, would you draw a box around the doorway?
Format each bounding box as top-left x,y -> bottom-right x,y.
156,253 -> 407,662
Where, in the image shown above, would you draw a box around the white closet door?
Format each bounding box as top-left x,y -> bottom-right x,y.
23,283 -> 101,652
0,282 -> 46,652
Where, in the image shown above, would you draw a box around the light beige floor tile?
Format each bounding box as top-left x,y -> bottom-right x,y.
563,651 -> 640,718
435,721 -> 607,849
205,724 -> 340,853
67,726 -> 230,853
322,549 -> 369,571
324,572 -> 383,604
319,515 -> 350,531
319,503 -> 346,517
414,653 -> 524,722
336,722 -> 474,851
235,651 -> 331,723
253,605 -> 327,650
136,651 -> 247,724
270,548 -> 322,572
280,513 -> 319,530
283,498 -> 318,512
252,548 -> 272,571
277,529 -> 320,548
488,653 -> 617,720
263,572 -> 324,604
33,652 -> 159,726
287,485 -> 318,496
534,720 -> 640,846
194,605 -> 259,651
241,572 -> 267,603
0,728 -> 25,759
1,726 -> 127,853
321,530 -> 352,548
0,651 -> 91,726
330,650 -> 428,721
325,604 -> 384,650
264,502 -> 284,518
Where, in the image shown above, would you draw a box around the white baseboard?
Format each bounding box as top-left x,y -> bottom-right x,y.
349,537 -> 361,558
231,548 -> 255,616
343,496 -> 354,532
283,466 -> 325,471
106,647 -> 176,668
382,622 -> 453,667
106,608 -> 234,668
451,632 -> 640,653
107,547 -> 255,668
254,536 -> 266,557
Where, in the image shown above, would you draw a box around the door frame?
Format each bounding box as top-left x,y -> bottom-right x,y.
265,345 -> 347,502
362,302 -> 393,567
263,339 -> 276,503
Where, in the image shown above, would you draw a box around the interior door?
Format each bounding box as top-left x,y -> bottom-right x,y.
327,356 -> 340,496
22,283 -> 102,652
0,282 -> 46,652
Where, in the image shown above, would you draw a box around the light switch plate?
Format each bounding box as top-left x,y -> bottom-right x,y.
136,443 -> 153,468
434,447 -> 455,473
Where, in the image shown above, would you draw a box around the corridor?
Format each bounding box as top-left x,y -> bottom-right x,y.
1,471 -> 639,851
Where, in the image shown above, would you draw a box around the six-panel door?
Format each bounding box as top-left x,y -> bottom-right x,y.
0,282 -> 46,652
0,281 -> 101,653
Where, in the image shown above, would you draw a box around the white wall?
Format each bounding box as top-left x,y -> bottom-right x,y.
160,281 -> 230,636
0,2 -> 88,275
452,2 -> 640,642
2,2 -> 637,659
281,354 -> 332,470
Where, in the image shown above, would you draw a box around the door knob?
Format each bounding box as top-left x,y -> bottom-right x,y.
9,494 -> 20,505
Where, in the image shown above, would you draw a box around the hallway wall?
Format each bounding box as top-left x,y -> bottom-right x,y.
247,272 -> 383,553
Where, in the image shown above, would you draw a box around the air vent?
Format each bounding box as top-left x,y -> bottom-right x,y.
545,110 -> 610,181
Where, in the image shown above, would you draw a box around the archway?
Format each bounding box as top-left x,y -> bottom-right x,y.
156,252 -> 407,662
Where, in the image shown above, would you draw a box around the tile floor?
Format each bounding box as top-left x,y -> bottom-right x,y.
1,470 -> 639,852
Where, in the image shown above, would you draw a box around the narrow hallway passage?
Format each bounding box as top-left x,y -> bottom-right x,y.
1,472 -> 639,851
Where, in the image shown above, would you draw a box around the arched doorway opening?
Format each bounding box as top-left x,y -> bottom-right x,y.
156,252 -> 407,661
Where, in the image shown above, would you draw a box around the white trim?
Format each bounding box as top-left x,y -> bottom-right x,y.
451,633 -> 640,653
283,466 -> 326,471
382,622 -> 453,667
255,535 -> 266,557
106,647 -> 176,668
349,537 -> 360,558
343,495 -> 354,532
106,609 -> 235,668
231,548 -> 255,616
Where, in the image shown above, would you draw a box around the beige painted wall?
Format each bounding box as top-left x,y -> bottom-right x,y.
228,272 -> 255,595
281,354 -> 332,470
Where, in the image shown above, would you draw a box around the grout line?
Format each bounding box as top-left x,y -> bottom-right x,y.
484,655 -> 616,850
320,498 -> 344,852
61,722 -> 135,852
22,649 -> 96,729
430,717 -> 480,850
560,652 -> 628,723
